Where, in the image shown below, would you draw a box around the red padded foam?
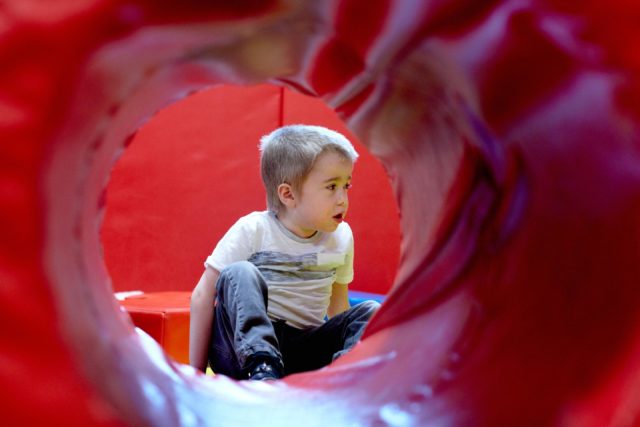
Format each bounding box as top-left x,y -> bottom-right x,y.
118,292 -> 191,364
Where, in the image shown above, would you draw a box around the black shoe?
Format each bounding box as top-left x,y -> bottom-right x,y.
248,361 -> 281,381
246,353 -> 283,381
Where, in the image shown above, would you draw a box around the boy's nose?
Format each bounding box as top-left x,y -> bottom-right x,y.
337,190 -> 348,206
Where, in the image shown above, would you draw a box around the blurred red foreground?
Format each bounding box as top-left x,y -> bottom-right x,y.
1,1 -> 640,426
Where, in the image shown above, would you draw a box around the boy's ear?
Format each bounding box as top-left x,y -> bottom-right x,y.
277,183 -> 295,207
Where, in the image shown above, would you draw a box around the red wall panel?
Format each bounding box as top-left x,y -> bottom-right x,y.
102,84 -> 399,295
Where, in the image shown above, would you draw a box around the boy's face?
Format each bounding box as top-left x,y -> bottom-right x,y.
288,151 -> 353,238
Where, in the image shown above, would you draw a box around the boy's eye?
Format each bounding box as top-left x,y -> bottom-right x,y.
326,183 -> 351,191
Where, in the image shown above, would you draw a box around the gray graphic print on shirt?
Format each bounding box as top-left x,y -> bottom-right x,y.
247,251 -> 335,282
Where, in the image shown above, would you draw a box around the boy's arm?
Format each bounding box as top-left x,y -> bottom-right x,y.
189,266 -> 220,372
327,282 -> 350,318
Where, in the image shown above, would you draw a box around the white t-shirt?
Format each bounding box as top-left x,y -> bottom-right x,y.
205,211 -> 354,329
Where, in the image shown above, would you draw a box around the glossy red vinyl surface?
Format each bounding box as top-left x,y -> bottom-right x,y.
1,1 -> 640,426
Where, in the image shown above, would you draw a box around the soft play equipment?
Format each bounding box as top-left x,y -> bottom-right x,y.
2,1 -> 640,426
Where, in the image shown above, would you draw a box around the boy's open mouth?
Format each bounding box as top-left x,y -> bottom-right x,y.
333,213 -> 344,221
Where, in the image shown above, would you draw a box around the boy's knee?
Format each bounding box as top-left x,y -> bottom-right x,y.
221,261 -> 258,277
354,300 -> 380,319
218,261 -> 266,291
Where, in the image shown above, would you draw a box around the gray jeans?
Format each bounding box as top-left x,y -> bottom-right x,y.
208,261 -> 379,379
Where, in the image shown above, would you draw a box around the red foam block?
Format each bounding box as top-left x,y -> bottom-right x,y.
118,292 -> 191,365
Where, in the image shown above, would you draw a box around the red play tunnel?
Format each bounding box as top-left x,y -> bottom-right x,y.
2,1 -> 640,426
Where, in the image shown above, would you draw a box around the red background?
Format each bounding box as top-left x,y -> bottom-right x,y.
101,84 -> 400,296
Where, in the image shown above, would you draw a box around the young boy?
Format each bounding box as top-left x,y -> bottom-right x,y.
189,124 -> 379,380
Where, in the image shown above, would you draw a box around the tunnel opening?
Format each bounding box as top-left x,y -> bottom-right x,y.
101,83 -> 401,298
100,82 -> 402,369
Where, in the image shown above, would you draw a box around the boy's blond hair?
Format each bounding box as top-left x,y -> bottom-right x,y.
259,125 -> 358,213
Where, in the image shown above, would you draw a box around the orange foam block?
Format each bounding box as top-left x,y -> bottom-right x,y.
118,292 -> 191,364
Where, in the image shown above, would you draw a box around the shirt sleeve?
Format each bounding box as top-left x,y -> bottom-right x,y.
334,226 -> 354,285
205,215 -> 256,272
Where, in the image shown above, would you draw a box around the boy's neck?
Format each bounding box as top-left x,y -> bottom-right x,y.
274,210 -> 318,239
